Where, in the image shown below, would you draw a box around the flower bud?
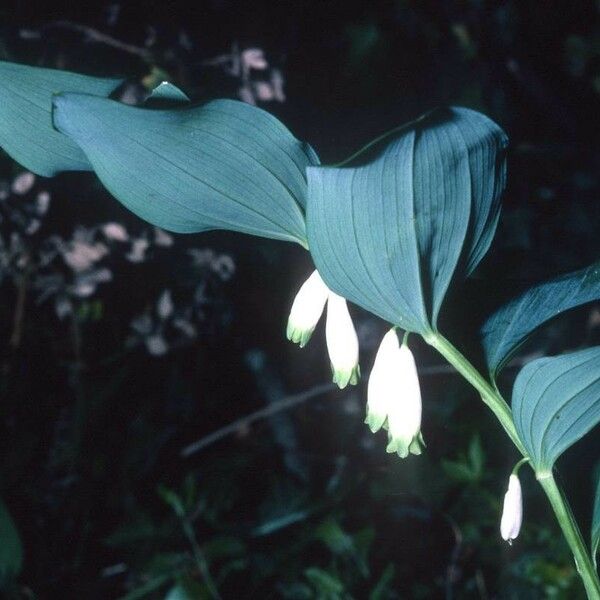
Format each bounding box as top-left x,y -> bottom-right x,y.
500,474 -> 523,544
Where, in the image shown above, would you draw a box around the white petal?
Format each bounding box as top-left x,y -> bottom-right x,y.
366,329 -> 400,432
325,292 -> 360,388
286,270 -> 329,347
500,474 -> 523,542
386,344 -> 424,458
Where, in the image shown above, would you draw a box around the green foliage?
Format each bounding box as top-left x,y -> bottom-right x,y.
441,434 -> 486,484
0,499 -> 23,587
512,346 -> 600,472
0,61 -> 121,176
52,92 -> 318,243
481,261 -> 600,377
305,107 -> 507,334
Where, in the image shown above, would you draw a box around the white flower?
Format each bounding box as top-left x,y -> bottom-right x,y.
365,329 -> 424,458
287,270 -> 360,388
286,270 -> 329,348
500,474 -> 523,544
325,292 -> 360,389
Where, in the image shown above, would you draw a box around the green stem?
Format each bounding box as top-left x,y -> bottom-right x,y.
423,330 -> 600,598
539,475 -> 600,599
423,331 -> 526,456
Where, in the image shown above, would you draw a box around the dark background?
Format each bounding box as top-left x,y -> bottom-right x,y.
0,1 -> 598,598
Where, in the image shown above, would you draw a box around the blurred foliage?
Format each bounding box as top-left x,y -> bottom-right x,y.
0,0 -> 598,598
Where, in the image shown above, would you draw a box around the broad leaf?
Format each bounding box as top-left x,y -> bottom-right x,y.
0,61 -> 122,176
306,107 -> 508,333
0,499 -> 23,585
146,81 -> 190,103
593,471 -> 600,568
53,93 -> 318,244
482,261 -> 600,377
512,346 -> 600,473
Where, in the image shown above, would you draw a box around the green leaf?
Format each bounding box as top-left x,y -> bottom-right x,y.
369,564 -> 395,600
304,567 -> 344,598
592,470 -> 600,568
0,499 -> 23,585
147,82 -> 190,104
53,93 -> 318,244
0,61 -> 122,176
164,578 -> 206,600
468,434 -> 485,477
441,459 -> 477,483
481,261 -> 600,377
315,519 -> 353,555
512,346 -> 600,473
306,107 -> 507,333
118,575 -> 171,600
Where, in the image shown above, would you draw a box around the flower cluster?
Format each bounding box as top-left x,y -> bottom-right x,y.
287,271 -> 424,457
287,270 -> 359,388
366,329 -> 424,458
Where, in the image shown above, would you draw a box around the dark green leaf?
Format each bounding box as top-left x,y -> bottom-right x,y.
53,93 -> 318,244
118,575 -> 171,600
0,61 -> 122,176
468,434 -> 485,477
481,261 -> 600,377
441,459 -> 477,483
306,107 -> 507,333
512,346 -> 600,472
315,519 -> 353,556
369,564 -> 395,600
0,499 -> 22,585
304,567 -> 344,597
164,578 -> 206,600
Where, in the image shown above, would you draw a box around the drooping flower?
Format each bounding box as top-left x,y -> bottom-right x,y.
286,270 -> 330,348
500,474 -> 523,544
325,292 -> 360,388
287,269 -> 360,388
366,329 -> 424,458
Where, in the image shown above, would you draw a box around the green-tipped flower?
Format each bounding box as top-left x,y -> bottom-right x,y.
287,270 -> 360,388
325,292 -> 360,388
286,270 -> 329,347
366,328 -> 424,458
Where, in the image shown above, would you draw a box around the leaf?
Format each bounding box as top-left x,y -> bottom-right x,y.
468,433 -> 485,477
0,61 -> 122,176
118,575 -> 171,600
369,564 -> 395,600
315,519 -> 354,555
512,346 -> 600,472
306,107 -> 508,333
592,470 -> 600,568
53,93 -> 318,244
0,499 -> 23,585
481,261 -> 600,377
441,459 -> 477,483
164,578 -> 206,600
147,82 -> 190,104
304,567 -> 344,597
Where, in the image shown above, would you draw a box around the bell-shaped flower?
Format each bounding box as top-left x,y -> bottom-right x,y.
500,474 -> 523,544
287,270 -> 360,388
325,292 -> 360,389
286,270 -> 329,347
365,329 -> 424,458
